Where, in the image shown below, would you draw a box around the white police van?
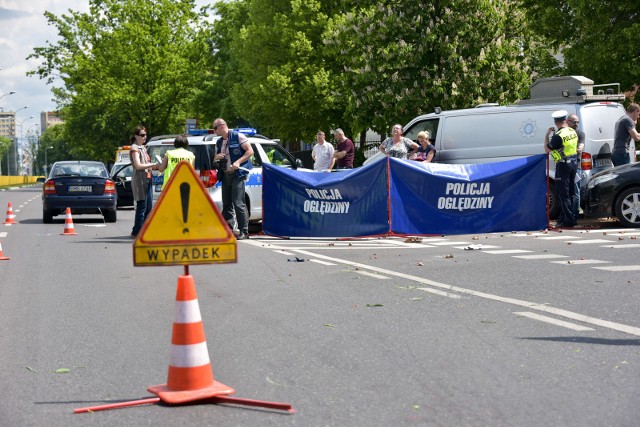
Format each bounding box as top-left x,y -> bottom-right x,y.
145,128 -> 306,223
365,76 -> 627,217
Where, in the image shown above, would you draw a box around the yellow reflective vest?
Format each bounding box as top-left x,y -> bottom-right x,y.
550,127 -> 578,162
162,148 -> 195,189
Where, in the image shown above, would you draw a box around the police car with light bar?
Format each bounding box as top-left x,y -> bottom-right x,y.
145,128 -> 307,224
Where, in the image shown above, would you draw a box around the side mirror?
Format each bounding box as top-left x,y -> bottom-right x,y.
295,158 -> 303,169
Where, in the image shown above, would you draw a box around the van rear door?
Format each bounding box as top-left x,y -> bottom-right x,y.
578,102 -> 625,172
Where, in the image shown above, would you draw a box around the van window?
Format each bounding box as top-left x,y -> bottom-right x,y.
404,119 -> 439,142
579,103 -> 625,152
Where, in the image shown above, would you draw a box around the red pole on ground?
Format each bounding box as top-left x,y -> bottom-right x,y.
74,397 -> 161,413
207,395 -> 295,413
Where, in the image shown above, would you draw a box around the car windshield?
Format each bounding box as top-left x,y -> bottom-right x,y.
52,163 -> 108,178
261,144 -> 295,167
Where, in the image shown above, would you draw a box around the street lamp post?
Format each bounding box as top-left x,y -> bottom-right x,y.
17,116 -> 35,175
0,90 -> 16,100
44,146 -> 53,177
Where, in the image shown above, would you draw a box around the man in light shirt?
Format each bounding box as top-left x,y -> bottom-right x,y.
311,131 -> 335,171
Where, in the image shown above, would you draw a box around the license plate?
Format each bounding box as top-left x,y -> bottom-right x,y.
68,185 -> 92,192
594,158 -> 612,168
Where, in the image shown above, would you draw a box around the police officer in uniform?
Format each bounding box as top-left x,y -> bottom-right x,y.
158,134 -> 195,189
544,110 -> 579,228
212,118 -> 254,240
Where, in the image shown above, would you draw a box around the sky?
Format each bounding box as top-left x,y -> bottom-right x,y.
0,1 -> 91,127
0,0 -> 210,132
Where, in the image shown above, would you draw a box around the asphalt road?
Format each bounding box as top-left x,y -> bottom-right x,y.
1,185 -> 638,427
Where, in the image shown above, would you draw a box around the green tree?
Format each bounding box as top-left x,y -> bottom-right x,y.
28,0 -> 214,164
230,0 -> 348,143
324,0 -> 552,135
37,124 -> 67,175
0,136 -> 11,175
522,0 -> 640,102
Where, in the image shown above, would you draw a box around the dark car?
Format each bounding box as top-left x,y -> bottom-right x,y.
42,160 -> 118,223
584,162 -> 640,227
110,161 -> 134,208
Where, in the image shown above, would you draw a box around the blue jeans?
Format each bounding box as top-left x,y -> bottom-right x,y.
611,151 -> 630,167
131,180 -> 153,236
221,173 -> 248,235
573,178 -> 581,219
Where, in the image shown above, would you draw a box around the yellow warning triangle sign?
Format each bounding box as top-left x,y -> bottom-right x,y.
133,161 -> 237,266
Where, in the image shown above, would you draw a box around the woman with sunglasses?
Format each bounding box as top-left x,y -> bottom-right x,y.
130,126 -> 159,238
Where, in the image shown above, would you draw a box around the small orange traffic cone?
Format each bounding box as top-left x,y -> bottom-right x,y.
0,238 -> 10,260
61,207 -> 78,235
3,203 -> 17,225
147,275 -> 234,404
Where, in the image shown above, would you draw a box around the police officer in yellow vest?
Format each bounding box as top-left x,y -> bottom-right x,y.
158,134 -> 195,189
544,110 -> 579,228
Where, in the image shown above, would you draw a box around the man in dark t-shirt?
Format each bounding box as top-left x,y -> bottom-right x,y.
333,128 -> 354,169
612,103 -> 640,166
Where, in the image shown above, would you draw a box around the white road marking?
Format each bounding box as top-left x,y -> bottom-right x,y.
537,235 -> 582,240
354,270 -> 389,279
288,249 -> 640,337
600,244 -> 640,249
428,241 -> 471,246
549,259 -> 610,265
0,232 -> 7,237
514,312 -> 594,331
309,259 -> 336,266
273,250 -> 295,256
567,239 -> 613,244
417,287 -> 461,299
483,249 -> 533,254
513,254 -> 569,260
509,233 -> 549,237
453,245 -> 502,250
592,265 -> 640,272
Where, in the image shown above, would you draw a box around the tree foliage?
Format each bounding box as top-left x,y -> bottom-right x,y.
323,0 -> 551,134
28,0 -> 214,163
522,0 -> 640,101
229,0 -> 350,142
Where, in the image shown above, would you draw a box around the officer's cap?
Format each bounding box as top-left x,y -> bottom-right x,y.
551,110 -> 568,120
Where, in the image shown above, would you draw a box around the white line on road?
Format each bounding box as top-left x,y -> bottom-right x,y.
537,235 -> 582,240
549,259 -> 611,265
592,265 -> 640,272
417,287 -> 461,299
513,254 -> 568,260
600,244 -> 640,249
567,239 -> 613,244
514,312 -> 594,331
288,249 -> 640,337
354,270 -> 390,279
0,232 -> 7,238
309,259 -> 337,266
483,249 -> 534,254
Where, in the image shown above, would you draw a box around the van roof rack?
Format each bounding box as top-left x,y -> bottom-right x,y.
517,76 -> 625,105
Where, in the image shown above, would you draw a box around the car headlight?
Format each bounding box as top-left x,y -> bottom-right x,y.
587,173 -> 617,189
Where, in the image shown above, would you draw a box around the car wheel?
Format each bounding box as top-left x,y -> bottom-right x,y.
614,186 -> 640,228
104,209 -> 117,223
548,181 -> 560,219
43,209 -> 53,224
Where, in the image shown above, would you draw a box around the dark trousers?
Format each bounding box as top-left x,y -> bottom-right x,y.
612,151 -> 630,167
132,180 -> 153,236
221,173 -> 249,235
556,160 -> 577,225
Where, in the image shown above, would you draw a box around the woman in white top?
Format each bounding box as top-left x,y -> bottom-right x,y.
379,124 -> 419,159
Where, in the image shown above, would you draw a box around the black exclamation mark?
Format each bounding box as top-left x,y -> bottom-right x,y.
180,183 -> 190,234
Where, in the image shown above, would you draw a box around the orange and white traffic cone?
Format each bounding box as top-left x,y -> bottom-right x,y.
0,238 -> 10,260
61,207 -> 78,235
147,274 -> 235,404
3,203 -> 17,225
